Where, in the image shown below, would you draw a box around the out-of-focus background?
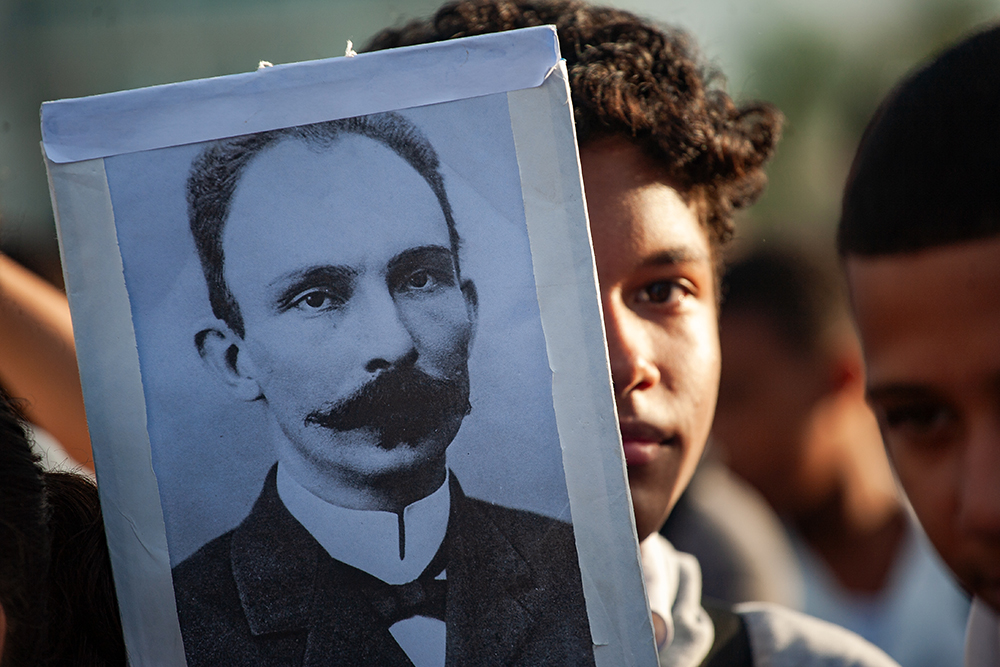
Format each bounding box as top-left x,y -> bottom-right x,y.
3,0 -> 999,280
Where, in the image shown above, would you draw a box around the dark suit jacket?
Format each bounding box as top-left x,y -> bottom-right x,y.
172,466 -> 595,666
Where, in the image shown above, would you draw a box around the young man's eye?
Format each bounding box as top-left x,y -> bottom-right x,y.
877,403 -> 958,445
636,280 -> 689,305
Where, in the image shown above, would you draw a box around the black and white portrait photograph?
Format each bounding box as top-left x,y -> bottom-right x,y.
104,95 -> 594,665
43,29 -> 654,665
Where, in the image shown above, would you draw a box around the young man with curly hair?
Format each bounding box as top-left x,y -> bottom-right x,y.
366,2 -> 899,664
839,26 -> 1000,667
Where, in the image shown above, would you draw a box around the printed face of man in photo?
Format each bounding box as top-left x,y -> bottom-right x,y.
203,135 -> 477,504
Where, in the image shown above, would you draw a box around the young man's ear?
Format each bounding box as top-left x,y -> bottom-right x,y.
194,323 -> 262,402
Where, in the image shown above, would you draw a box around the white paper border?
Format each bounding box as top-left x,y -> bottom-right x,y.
42,27 -> 559,164
47,158 -> 186,666
509,65 -> 658,667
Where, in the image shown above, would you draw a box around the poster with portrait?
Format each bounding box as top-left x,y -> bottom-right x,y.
43,27 -> 656,667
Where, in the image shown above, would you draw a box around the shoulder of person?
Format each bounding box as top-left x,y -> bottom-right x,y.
458,494 -> 582,586
733,602 -> 901,667
462,495 -> 573,542
171,528 -> 239,605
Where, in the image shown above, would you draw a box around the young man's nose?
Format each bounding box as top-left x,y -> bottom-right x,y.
956,420 -> 1000,538
355,284 -> 416,372
603,299 -> 661,398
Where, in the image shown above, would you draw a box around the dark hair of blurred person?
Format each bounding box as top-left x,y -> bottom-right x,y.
712,247 -> 968,666
0,386 -> 125,666
0,389 -> 49,666
838,27 -> 1000,257
44,471 -> 126,667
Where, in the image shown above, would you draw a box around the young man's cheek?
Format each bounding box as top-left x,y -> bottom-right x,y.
888,441 -> 962,557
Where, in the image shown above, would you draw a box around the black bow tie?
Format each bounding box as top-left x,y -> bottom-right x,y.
368,531 -> 449,625
371,574 -> 447,624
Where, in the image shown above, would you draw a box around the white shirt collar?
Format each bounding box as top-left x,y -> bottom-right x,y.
276,463 -> 450,585
641,534 -> 714,662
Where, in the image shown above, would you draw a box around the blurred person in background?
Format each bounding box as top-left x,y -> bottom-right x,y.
839,24 -> 1000,667
43,470 -> 125,666
0,252 -> 91,472
0,386 -> 124,666
0,389 -> 49,666
712,247 -> 968,666
659,454 -> 804,607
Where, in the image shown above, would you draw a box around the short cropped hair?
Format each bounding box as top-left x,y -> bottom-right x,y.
189,112 -> 460,338
365,0 -> 783,253
721,248 -> 844,358
839,25 -> 1000,256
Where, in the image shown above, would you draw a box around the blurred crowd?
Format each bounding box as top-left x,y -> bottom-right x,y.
2,1 -> 999,666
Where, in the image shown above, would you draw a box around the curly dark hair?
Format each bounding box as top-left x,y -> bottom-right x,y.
365,0 -> 783,250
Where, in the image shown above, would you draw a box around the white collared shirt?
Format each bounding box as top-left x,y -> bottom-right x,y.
640,534 -> 715,663
277,464 -> 449,666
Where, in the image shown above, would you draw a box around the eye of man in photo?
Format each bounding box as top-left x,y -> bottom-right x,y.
386,245 -> 457,299
276,266 -> 357,315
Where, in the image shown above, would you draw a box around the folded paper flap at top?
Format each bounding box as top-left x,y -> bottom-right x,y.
41,25 -> 561,164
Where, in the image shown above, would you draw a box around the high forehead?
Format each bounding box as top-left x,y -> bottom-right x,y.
228,134 -> 434,217
579,139 -> 711,266
221,134 -> 449,266
846,236 -> 1000,384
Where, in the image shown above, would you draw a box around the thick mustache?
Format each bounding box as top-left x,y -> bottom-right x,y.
304,362 -> 471,445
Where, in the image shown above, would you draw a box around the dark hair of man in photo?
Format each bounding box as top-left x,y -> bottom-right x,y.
188,112 -> 460,338
839,20 -> 1000,637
